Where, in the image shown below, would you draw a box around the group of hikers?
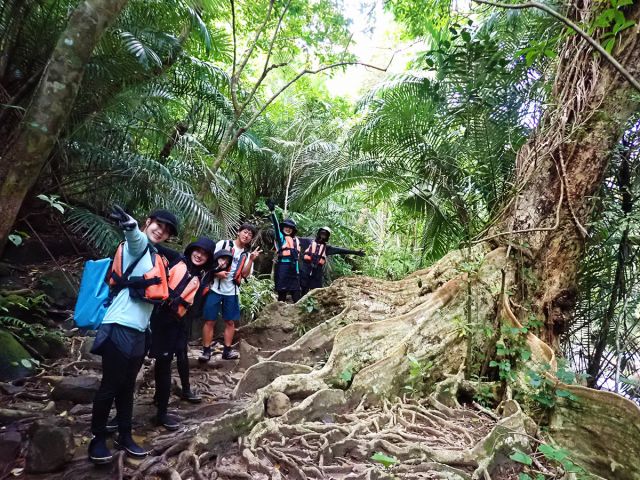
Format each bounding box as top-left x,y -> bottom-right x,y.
86,202 -> 365,464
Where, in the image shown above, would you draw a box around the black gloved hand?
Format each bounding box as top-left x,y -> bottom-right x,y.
109,205 -> 137,231
357,250 -> 366,257
266,198 -> 276,212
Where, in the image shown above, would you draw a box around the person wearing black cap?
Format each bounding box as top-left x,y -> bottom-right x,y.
148,238 -> 223,431
88,206 -> 177,465
266,200 -> 302,302
299,227 -> 366,296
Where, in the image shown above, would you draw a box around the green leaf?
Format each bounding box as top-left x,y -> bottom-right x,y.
518,474 -> 532,480
461,30 -> 471,43
538,444 -> 569,462
371,452 -> 398,467
510,449 -> 533,466
8,234 -> 22,247
604,38 -> 616,53
339,369 -> 353,382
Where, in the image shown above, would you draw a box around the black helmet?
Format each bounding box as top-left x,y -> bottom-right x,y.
317,226 -> 332,237
184,237 -> 216,268
280,218 -> 297,234
149,209 -> 179,236
213,249 -> 233,265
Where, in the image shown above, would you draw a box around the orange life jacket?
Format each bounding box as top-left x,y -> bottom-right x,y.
222,240 -> 249,287
303,241 -> 327,266
107,242 -> 169,304
276,236 -> 300,261
166,261 -> 201,318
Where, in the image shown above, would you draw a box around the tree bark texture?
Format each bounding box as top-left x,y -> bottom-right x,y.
491,2 -> 640,346
0,0 -> 129,255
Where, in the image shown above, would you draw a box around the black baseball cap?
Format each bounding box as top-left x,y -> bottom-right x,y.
149,209 -> 179,236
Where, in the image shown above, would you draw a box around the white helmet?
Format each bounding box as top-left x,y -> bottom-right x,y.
317,226 -> 332,236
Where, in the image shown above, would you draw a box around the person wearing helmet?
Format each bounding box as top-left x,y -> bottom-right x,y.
146,238 -> 221,431
299,226 -> 366,296
89,206 -> 177,465
266,199 -> 302,302
199,223 -> 261,362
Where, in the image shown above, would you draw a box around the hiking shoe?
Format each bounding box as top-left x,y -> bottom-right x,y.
154,413 -> 181,431
88,436 -> 113,464
221,346 -> 239,360
105,416 -> 118,433
180,388 -> 202,403
113,435 -> 150,459
198,346 -> 212,363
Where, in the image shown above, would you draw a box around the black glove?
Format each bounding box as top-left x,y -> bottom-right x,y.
266,198 -> 276,212
109,205 -> 137,231
357,250 -> 366,257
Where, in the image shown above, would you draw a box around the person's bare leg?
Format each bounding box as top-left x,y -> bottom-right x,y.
202,320 -> 214,347
223,320 -> 235,347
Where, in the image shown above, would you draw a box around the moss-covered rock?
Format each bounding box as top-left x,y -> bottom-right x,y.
0,329 -> 33,381
37,269 -> 77,307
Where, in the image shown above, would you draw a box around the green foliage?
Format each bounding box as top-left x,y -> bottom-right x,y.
403,354 -> 434,396
299,296 -> 318,314
37,194 -> 67,214
489,325 -> 530,382
339,366 -> 353,384
370,451 -> 399,468
239,277 -> 275,323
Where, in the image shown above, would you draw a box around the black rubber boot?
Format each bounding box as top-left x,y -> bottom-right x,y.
180,387 -> 202,403
113,434 -> 150,459
88,435 -> 113,464
105,416 -> 118,433
154,412 -> 181,431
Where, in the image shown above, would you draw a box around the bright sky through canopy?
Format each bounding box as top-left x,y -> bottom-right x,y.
326,1 -> 426,99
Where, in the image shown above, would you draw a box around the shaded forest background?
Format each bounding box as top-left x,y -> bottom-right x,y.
0,0 -> 639,400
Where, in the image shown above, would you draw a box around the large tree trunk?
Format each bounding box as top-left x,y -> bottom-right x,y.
490,1 -> 640,346
0,0 -> 129,256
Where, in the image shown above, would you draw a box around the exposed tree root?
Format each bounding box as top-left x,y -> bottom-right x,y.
130,245 -> 640,480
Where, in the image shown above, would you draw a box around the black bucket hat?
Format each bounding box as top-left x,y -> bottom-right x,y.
184,237 -> 216,269
280,218 -> 297,235
149,209 -> 179,236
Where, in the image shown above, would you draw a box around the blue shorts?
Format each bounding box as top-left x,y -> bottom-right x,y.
203,292 -> 240,322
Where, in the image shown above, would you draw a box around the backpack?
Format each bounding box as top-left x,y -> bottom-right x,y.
73,243 -> 169,329
222,240 -> 249,287
73,258 -> 112,330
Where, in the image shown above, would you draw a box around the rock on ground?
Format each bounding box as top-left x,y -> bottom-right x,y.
51,375 -> 100,404
266,392 -> 291,417
26,421 -> 75,473
0,329 -> 33,381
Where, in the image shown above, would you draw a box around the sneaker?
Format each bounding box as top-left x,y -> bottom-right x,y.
198,346 -> 212,363
154,413 -> 181,431
221,346 -> 239,360
113,434 -> 150,459
180,388 -> 202,404
88,436 -> 113,464
105,416 -> 118,433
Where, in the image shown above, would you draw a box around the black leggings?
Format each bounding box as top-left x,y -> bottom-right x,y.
154,346 -> 191,415
176,347 -> 190,390
91,340 -> 144,437
277,290 -> 301,303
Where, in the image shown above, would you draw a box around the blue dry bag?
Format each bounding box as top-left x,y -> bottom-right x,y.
73,258 -> 112,329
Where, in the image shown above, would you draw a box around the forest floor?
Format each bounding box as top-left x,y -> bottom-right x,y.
0,247 -> 561,480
